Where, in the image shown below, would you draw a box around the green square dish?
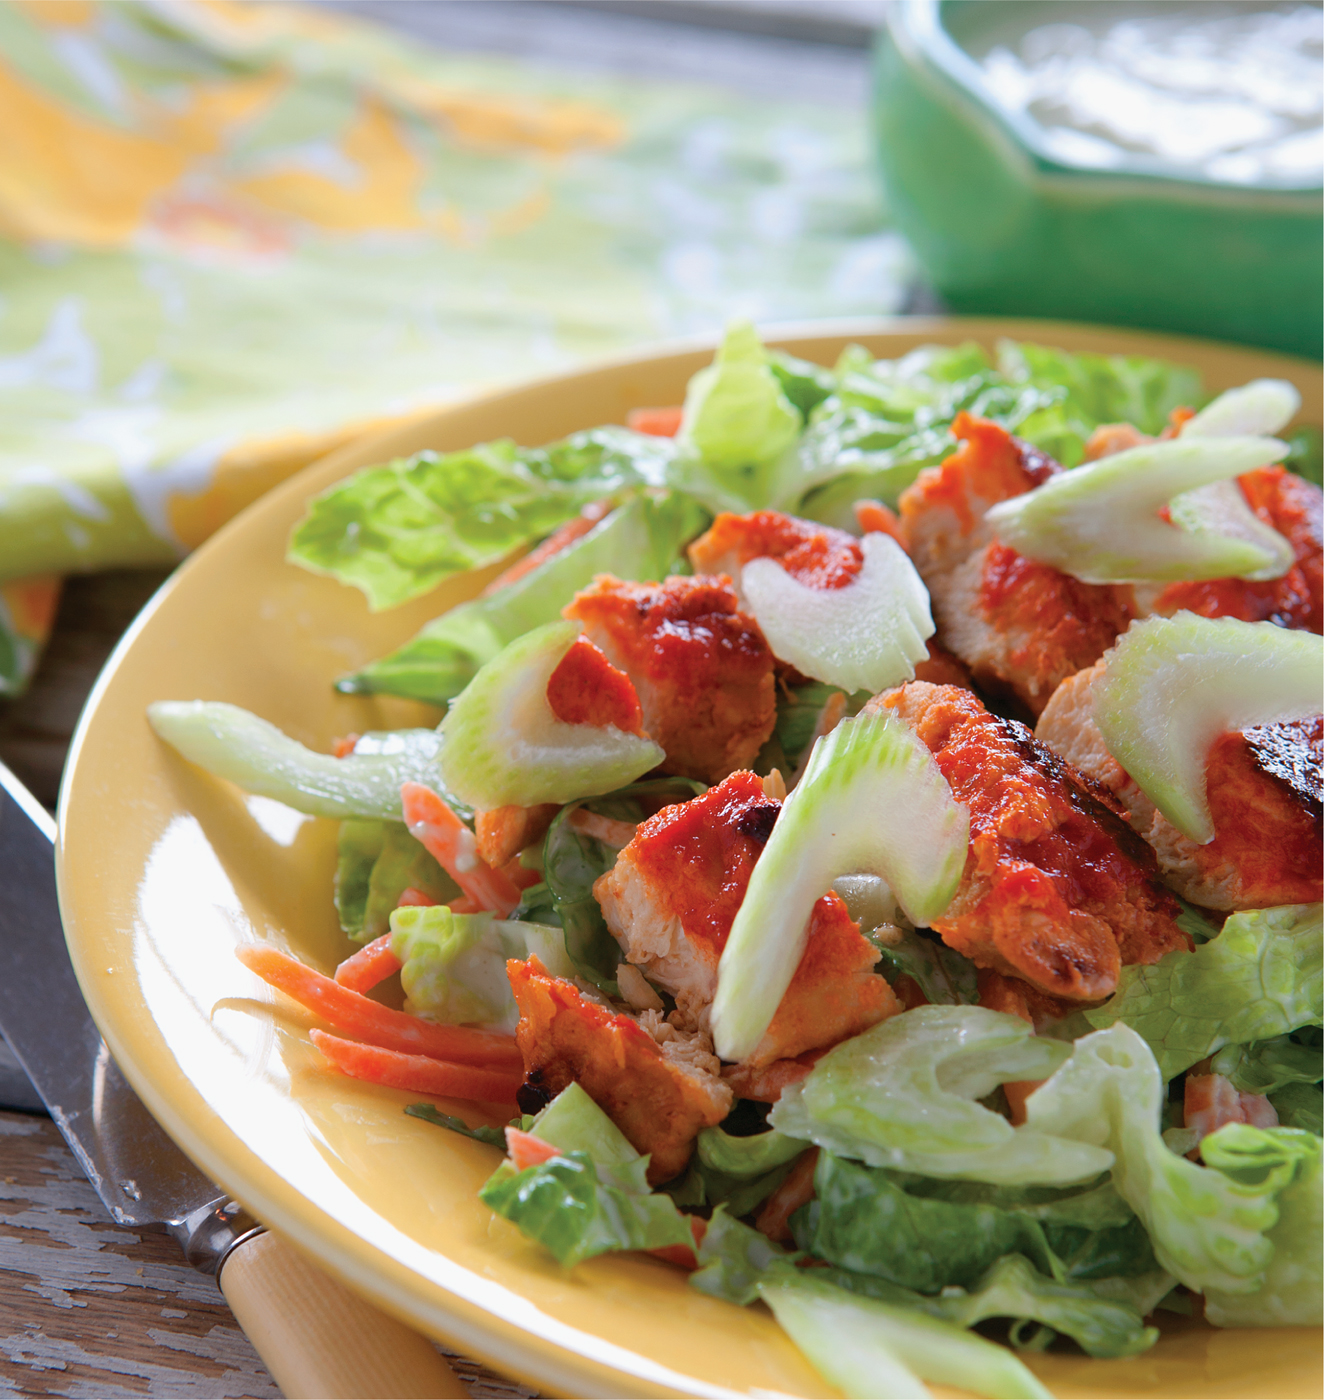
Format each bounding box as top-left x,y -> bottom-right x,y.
874,0 -> 1323,358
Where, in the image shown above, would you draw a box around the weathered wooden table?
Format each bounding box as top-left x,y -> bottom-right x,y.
0,5 -> 891,1392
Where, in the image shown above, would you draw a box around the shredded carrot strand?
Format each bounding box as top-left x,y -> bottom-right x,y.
448,895 -> 483,914
504,1126 -> 560,1171
237,944 -> 523,1070
755,1148 -> 818,1243
626,405 -> 684,438
853,499 -> 907,546
400,782 -> 522,915
334,935 -> 402,994
397,886 -> 439,908
311,1030 -> 522,1104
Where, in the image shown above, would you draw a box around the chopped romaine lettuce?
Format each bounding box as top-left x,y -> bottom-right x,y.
800,1152 -> 1073,1291
812,1254 -> 1161,1360
770,1006 -> 1109,1185
1092,615 -> 1323,844
997,339 -> 1204,459
335,818 -> 456,941
478,1150 -> 693,1268
684,1126 -> 812,1218
1202,1125 -> 1322,1327
1083,904 -> 1323,1079
772,681 -> 869,766
147,701 -> 445,820
767,349 -> 838,422
388,904 -> 574,1032
1211,1027 -> 1323,1098
872,929 -> 978,1006
437,620 -> 664,809
1023,1024 -> 1285,1294
339,491 -> 709,704
690,1205 -> 799,1305
758,1265 -> 1052,1400
1269,1079 -> 1323,1135
711,712 -> 969,1062
799,1154 -> 1157,1295
288,428 -> 674,610
668,321 -> 802,513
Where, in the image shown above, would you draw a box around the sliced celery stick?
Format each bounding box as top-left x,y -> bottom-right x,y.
985,434 -> 1289,584
1093,614 -> 1323,844
438,621 -> 664,809
1182,379 -> 1300,439
742,533 -> 934,693
710,710 -> 967,1063
759,1270 -> 1051,1400
1168,380 -> 1301,581
147,701 -> 440,820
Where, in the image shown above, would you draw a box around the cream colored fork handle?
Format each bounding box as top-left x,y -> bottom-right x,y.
220,1230 -> 470,1399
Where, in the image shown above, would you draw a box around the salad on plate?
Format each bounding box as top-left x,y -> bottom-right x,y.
148,325 -> 1323,1399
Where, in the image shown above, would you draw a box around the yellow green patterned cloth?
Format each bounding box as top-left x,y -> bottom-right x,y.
0,0 -> 901,693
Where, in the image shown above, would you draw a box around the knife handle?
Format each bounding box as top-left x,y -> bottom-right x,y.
220,1230 -> 470,1399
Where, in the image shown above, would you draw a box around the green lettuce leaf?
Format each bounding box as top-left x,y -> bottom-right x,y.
667,321 -> 802,513
334,818 -> 456,941
758,1265 -> 1053,1400
478,1150 -> 693,1268
1211,1026 -> 1323,1097
798,1154 -> 1156,1294
388,905 -> 575,1031
1203,1125 -> 1323,1327
997,340 -> 1204,465
689,1205 -> 799,1306
769,1006 -> 1109,1185
529,1081 -> 644,1179
1024,1024 -> 1284,1294
338,491 -> 709,704
767,349 -> 838,422
403,1104 -> 512,1148
1270,1080 -> 1323,1135
794,343 -> 1047,521
289,427 -> 674,610
813,1253 -> 1160,1360
1083,904 -> 1323,1080
873,929 -> 978,1006
682,1126 -> 812,1218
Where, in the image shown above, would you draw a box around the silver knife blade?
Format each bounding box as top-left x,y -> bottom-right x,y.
0,758 -> 262,1269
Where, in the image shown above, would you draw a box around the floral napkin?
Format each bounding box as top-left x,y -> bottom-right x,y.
0,0 -> 904,694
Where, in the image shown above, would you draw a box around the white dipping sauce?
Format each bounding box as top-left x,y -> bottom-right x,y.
959,2 -> 1323,185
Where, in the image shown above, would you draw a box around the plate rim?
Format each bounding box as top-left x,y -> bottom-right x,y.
54,315 -> 1324,1400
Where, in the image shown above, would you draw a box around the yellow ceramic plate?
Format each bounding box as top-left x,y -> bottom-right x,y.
58,320 -> 1322,1400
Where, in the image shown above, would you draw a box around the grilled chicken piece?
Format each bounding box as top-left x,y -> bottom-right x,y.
1037,662 -> 1323,909
594,770 -> 899,1064
563,574 -> 776,784
870,682 -> 1188,1002
899,414 -> 1134,716
507,956 -> 731,1183
688,510 -> 864,602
